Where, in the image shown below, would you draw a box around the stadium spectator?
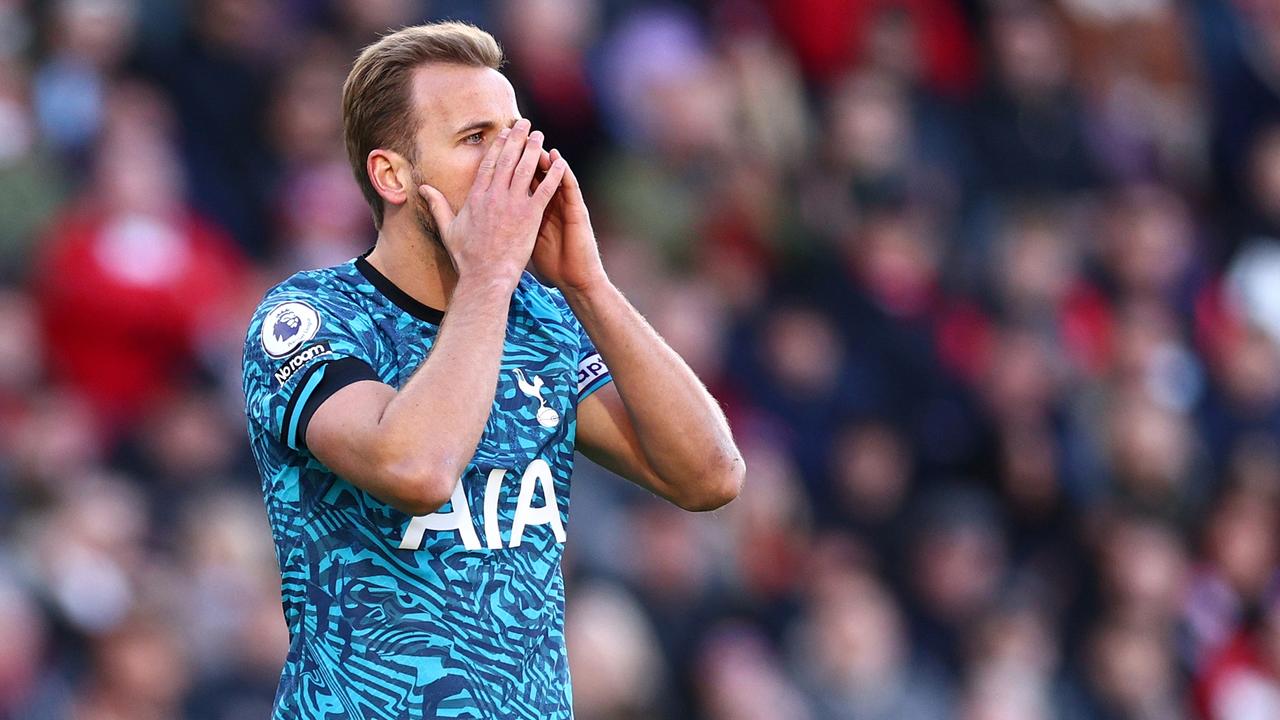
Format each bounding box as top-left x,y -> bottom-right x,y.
2,0 -> 1280,717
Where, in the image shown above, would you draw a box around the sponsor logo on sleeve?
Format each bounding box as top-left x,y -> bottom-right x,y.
262,301 -> 321,358
577,352 -> 608,393
273,342 -> 332,386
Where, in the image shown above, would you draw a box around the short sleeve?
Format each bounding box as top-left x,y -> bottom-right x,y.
546,286 -> 612,401
242,286 -> 382,452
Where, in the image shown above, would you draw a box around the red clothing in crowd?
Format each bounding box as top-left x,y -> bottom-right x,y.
33,204 -> 245,437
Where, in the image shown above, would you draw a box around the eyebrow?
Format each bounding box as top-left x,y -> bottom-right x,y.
454,120 -> 500,137
454,115 -> 523,137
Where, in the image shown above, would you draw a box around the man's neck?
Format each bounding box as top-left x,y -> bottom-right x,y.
365,227 -> 457,311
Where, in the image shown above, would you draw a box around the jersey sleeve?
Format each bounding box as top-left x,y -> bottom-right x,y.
546,286 -> 612,401
242,286 -> 383,452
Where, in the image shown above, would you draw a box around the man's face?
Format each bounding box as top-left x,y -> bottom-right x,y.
403,63 -> 521,242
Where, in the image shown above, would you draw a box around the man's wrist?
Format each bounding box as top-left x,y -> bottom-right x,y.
455,268 -> 522,300
559,271 -> 614,305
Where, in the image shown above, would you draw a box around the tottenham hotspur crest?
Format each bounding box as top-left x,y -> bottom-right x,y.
262,301 -> 321,358
514,369 -> 560,428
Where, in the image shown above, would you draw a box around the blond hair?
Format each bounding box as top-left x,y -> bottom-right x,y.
342,22 -> 503,228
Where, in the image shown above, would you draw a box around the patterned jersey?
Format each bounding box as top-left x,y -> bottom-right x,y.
241,251 -> 611,719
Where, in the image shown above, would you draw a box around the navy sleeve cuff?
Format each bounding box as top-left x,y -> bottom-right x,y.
577,352 -> 611,400
279,357 -> 380,450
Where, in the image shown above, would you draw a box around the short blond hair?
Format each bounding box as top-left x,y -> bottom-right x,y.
342,22 -> 503,228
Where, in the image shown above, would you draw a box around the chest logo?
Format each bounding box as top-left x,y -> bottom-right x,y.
514,369 -> 560,428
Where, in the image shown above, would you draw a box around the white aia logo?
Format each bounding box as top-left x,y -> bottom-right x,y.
398,460 -> 566,551
514,368 -> 559,428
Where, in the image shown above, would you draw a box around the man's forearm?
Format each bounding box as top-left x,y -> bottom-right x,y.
376,275 -> 514,484
563,280 -> 743,491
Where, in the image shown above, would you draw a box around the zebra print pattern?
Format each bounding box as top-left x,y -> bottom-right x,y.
243,259 -> 610,718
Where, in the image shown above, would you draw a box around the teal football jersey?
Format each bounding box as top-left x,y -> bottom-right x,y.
241,251 -> 611,719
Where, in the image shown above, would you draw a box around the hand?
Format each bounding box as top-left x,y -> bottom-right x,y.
530,149 -> 608,294
420,119 -> 567,290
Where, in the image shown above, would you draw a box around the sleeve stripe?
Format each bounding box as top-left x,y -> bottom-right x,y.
577,352 -> 609,396
579,372 -> 612,401
277,359 -> 325,447
286,364 -> 328,449
577,351 -> 612,401
293,357 -> 381,451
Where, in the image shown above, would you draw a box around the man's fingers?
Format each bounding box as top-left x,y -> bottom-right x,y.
472,127 -> 510,193
530,147 -> 553,195
495,118 -> 530,187
559,151 -> 581,192
552,149 -> 585,206
547,148 -> 563,185
418,184 -> 454,231
533,158 -> 567,205
513,130 -> 544,193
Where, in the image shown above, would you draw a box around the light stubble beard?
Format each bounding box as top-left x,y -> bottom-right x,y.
409,165 -> 444,249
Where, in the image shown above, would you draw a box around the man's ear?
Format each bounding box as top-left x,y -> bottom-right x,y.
367,149 -> 412,209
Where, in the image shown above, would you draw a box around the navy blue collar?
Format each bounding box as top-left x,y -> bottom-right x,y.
355,249 -> 446,325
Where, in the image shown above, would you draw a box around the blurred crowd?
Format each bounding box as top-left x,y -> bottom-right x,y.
3,0 -> 1280,718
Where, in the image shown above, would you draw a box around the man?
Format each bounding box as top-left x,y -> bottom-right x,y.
241,22 -> 744,719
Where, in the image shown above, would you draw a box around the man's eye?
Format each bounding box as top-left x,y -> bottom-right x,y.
464,133 -> 484,144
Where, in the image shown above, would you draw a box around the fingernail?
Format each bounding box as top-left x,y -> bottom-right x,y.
530,131 -> 543,142
554,158 -> 566,168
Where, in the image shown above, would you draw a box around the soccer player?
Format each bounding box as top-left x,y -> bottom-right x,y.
241,22 -> 744,719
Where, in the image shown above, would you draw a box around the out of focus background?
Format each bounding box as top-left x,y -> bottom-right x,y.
4,0 -> 1280,718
